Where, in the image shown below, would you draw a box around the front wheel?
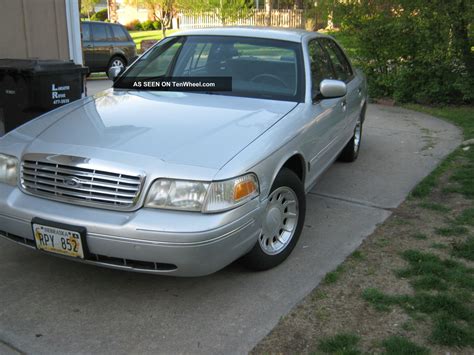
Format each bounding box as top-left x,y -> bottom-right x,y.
242,168 -> 306,271
107,56 -> 126,76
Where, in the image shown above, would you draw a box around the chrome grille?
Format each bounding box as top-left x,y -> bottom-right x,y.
21,159 -> 143,210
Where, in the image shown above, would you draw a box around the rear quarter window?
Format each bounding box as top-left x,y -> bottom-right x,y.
112,25 -> 129,42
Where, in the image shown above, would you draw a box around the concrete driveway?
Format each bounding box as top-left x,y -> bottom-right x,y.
0,81 -> 462,354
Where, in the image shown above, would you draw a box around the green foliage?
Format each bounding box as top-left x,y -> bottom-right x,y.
180,0 -> 253,26
81,0 -> 100,19
381,336 -> 430,355
454,208 -> 474,226
431,315 -> 474,346
410,151 -> 457,198
418,202 -> 451,213
141,20 -> 156,30
152,20 -> 161,30
125,19 -> 143,31
91,8 -> 108,22
405,106 -> 474,199
323,265 -> 345,284
436,225 -> 469,236
350,250 -> 365,260
126,0 -> 177,35
451,236 -> 474,261
397,250 -> 474,291
361,288 -> 397,311
411,232 -> 427,240
334,0 -> 473,104
318,333 -> 362,354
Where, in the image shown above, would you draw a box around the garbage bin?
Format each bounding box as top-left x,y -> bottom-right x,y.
0,59 -> 88,133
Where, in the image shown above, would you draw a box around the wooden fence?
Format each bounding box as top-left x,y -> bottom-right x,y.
177,9 -> 305,29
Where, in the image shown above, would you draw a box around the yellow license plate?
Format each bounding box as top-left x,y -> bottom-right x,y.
33,223 -> 85,259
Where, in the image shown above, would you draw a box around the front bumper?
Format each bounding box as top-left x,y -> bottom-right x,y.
0,185 -> 265,276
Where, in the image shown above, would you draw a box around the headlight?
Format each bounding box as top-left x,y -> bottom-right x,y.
145,179 -> 210,211
144,173 -> 259,213
0,154 -> 19,186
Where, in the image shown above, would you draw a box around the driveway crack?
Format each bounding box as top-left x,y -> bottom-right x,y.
308,191 -> 394,211
0,339 -> 24,355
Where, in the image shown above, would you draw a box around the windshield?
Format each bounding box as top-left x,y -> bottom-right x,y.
117,35 -> 304,102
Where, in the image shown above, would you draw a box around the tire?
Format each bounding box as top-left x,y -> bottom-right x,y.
107,56 -> 126,76
242,168 -> 306,271
338,112 -> 363,162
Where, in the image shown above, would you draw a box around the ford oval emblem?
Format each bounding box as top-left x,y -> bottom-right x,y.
63,176 -> 81,187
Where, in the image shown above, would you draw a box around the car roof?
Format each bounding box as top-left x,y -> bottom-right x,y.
82,21 -> 120,26
168,26 -> 331,43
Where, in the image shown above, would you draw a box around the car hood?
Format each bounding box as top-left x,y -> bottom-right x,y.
25,90 -> 297,170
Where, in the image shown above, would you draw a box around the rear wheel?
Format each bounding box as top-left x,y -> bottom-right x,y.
338,114 -> 363,162
242,168 -> 306,271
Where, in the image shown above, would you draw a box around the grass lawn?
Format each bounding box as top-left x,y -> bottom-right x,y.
129,30 -> 179,51
253,103 -> 474,353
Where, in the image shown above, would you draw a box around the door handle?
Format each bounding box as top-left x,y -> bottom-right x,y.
341,100 -> 347,112
85,44 -> 92,48
357,87 -> 362,96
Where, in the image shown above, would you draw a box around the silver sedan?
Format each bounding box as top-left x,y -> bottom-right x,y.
0,27 -> 367,276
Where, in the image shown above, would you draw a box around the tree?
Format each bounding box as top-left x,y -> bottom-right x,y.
81,0 -> 100,20
335,0 -> 473,103
127,0 -> 178,37
180,0 -> 254,26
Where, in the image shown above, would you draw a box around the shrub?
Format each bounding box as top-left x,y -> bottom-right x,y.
141,20 -> 155,31
125,20 -> 142,31
125,19 -> 142,31
91,8 -> 108,22
336,0 -> 474,104
152,20 -> 161,30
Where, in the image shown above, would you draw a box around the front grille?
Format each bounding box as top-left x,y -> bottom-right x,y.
0,231 -> 177,272
91,254 -> 177,271
21,159 -> 143,210
0,230 -> 36,247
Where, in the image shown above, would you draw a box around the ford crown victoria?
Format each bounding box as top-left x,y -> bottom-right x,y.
0,27 -> 367,276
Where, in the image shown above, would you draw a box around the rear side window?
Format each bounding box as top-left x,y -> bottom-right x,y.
112,25 -> 129,42
308,39 -> 335,93
81,23 -> 91,42
91,23 -> 108,41
319,39 -> 353,82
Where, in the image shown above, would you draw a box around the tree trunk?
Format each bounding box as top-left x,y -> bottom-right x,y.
108,0 -> 117,23
265,0 -> 272,26
450,0 -> 474,85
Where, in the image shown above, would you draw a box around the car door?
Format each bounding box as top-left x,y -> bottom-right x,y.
81,23 -> 94,70
90,23 -> 113,71
305,39 -> 347,180
319,38 -> 362,136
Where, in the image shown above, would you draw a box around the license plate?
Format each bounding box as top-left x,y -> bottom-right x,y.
32,221 -> 86,259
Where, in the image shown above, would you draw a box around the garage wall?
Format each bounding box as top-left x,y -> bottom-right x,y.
0,0 -> 70,60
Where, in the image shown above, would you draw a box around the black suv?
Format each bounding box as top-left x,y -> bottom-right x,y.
81,21 -> 137,75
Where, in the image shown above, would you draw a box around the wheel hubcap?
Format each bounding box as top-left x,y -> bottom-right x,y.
113,59 -> 124,69
259,187 -> 299,255
354,118 -> 362,154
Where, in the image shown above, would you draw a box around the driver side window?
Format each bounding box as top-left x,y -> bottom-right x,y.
308,40 -> 335,96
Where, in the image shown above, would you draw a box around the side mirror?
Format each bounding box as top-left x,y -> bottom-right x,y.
319,79 -> 347,99
107,66 -> 124,81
